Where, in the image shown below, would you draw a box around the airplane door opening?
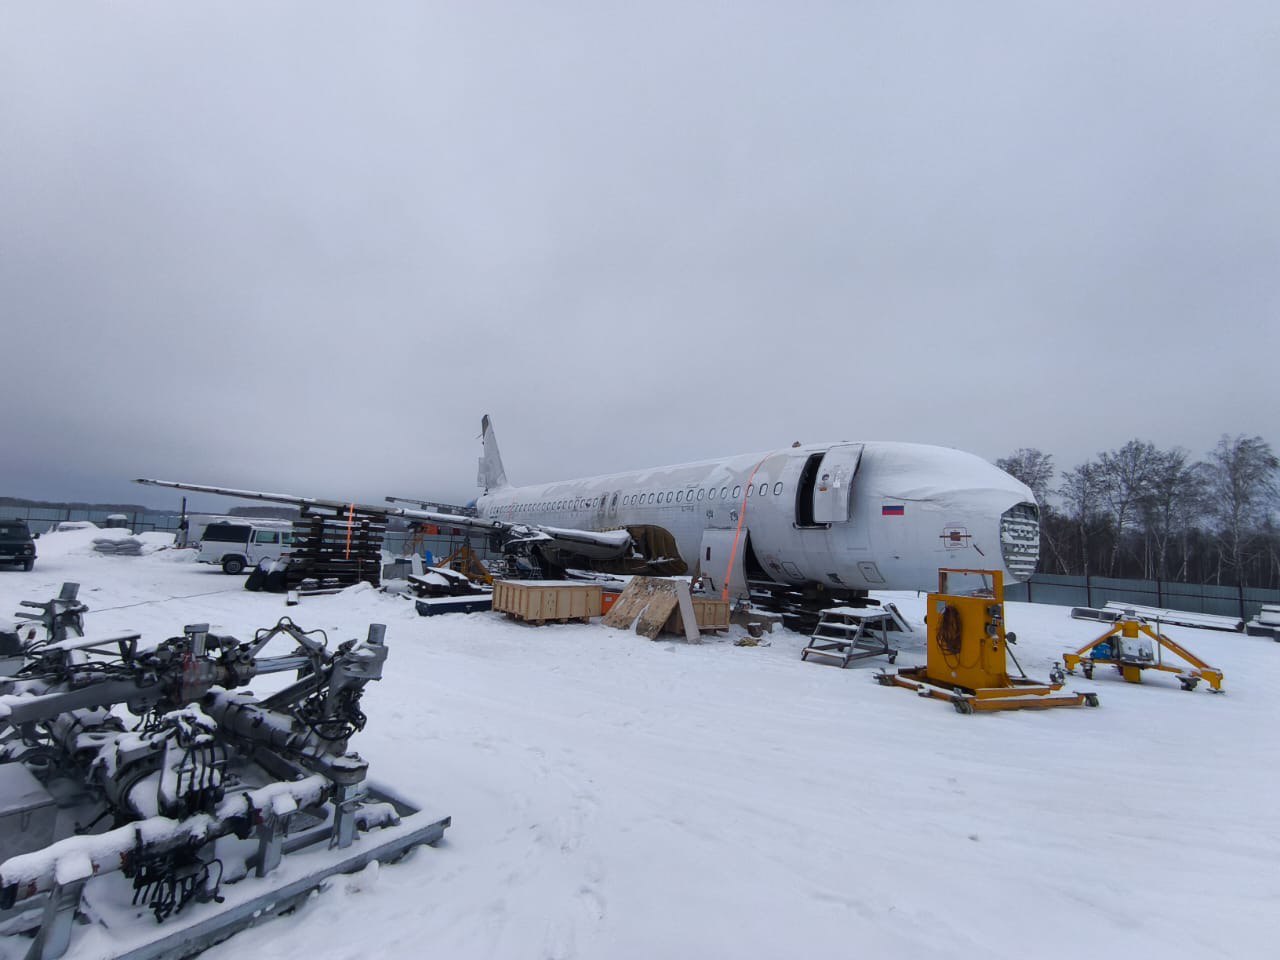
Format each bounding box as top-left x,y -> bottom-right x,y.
795,453 -> 825,527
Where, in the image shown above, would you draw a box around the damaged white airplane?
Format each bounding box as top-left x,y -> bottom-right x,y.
138,415 -> 1039,603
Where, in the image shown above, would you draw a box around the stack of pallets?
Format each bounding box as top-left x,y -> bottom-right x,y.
286,506 -> 386,590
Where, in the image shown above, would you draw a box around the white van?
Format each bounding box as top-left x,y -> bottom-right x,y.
198,521 -> 296,574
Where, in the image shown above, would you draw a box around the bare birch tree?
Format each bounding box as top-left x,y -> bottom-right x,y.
1097,440 -> 1159,576
1206,434 -> 1279,583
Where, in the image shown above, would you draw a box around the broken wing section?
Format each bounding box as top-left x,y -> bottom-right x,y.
134,478 -> 634,561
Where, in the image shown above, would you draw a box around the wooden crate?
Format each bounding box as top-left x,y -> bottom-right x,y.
492,580 -> 603,624
667,597 -> 731,635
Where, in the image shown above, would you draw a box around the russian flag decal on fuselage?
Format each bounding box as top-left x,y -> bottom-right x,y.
882,504 -> 905,516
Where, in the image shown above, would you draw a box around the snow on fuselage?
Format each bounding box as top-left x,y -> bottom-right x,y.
474,441 -> 1039,592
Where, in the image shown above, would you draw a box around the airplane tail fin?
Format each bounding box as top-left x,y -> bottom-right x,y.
477,414 -> 509,491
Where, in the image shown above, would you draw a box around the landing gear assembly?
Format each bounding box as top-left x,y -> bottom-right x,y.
0,584 -> 450,960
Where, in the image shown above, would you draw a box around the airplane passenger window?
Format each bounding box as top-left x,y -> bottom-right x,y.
721,487 -> 728,499
648,493 -> 655,504
676,491 -> 683,502
732,486 -> 741,499
686,489 -> 694,501
696,490 -> 704,501
774,482 -> 783,495
759,483 -> 768,496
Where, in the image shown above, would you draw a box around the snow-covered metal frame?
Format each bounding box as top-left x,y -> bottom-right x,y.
0,586 -> 450,960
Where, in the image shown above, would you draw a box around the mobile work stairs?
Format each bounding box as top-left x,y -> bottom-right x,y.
801,602 -> 911,667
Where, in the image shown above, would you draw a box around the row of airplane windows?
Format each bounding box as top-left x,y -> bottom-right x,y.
499,482 -> 788,515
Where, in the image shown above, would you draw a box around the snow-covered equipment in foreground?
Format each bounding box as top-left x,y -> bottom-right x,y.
876,569 -> 1099,714
1245,604 -> 1280,641
1062,608 -> 1225,692
10,582 -> 89,646
0,587 -> 450,960
801,603 -> 910,668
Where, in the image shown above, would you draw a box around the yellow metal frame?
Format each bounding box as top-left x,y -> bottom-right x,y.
877,568 -> 1097,714
1063,616 -> 1224,692
432,543 -> 493,585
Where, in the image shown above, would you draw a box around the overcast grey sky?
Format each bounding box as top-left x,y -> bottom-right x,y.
2,1 -> 1277,514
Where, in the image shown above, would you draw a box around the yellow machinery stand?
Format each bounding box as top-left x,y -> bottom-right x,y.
877,568 -> 1099,714
432,542 -> 493,585
1063,613 -> 1224,692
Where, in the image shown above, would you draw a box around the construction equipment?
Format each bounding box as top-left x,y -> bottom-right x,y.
434,542 -> 494,584
1063,609 -> 1224,692
876,568 -> 1098,714
801,603 -> 909,668
0,584 -> 450,960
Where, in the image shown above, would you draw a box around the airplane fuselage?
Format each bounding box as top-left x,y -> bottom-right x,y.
474,440 -> 1039,594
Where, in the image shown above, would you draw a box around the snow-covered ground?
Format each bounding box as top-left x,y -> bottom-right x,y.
4,529 -> 1279,959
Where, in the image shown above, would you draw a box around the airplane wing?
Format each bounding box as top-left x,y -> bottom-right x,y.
134,479 -> 635,560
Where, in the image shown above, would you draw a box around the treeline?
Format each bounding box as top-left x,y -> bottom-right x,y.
997,435 -> 1279,589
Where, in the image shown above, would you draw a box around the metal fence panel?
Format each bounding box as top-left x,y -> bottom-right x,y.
1010,573 -> 1280,621
1026,581 -> 1089,607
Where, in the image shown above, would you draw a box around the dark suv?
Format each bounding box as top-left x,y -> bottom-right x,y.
0,519 -> 36,571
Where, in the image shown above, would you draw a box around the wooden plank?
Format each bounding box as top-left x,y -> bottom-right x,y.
604,577 -> 684,639
602,578 -> 656,630
671,581 -> 701,643
635,590 -> 679,639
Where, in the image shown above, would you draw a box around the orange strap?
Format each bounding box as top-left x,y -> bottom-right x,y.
722,458 -> 768,602
345,503 -> 355,560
